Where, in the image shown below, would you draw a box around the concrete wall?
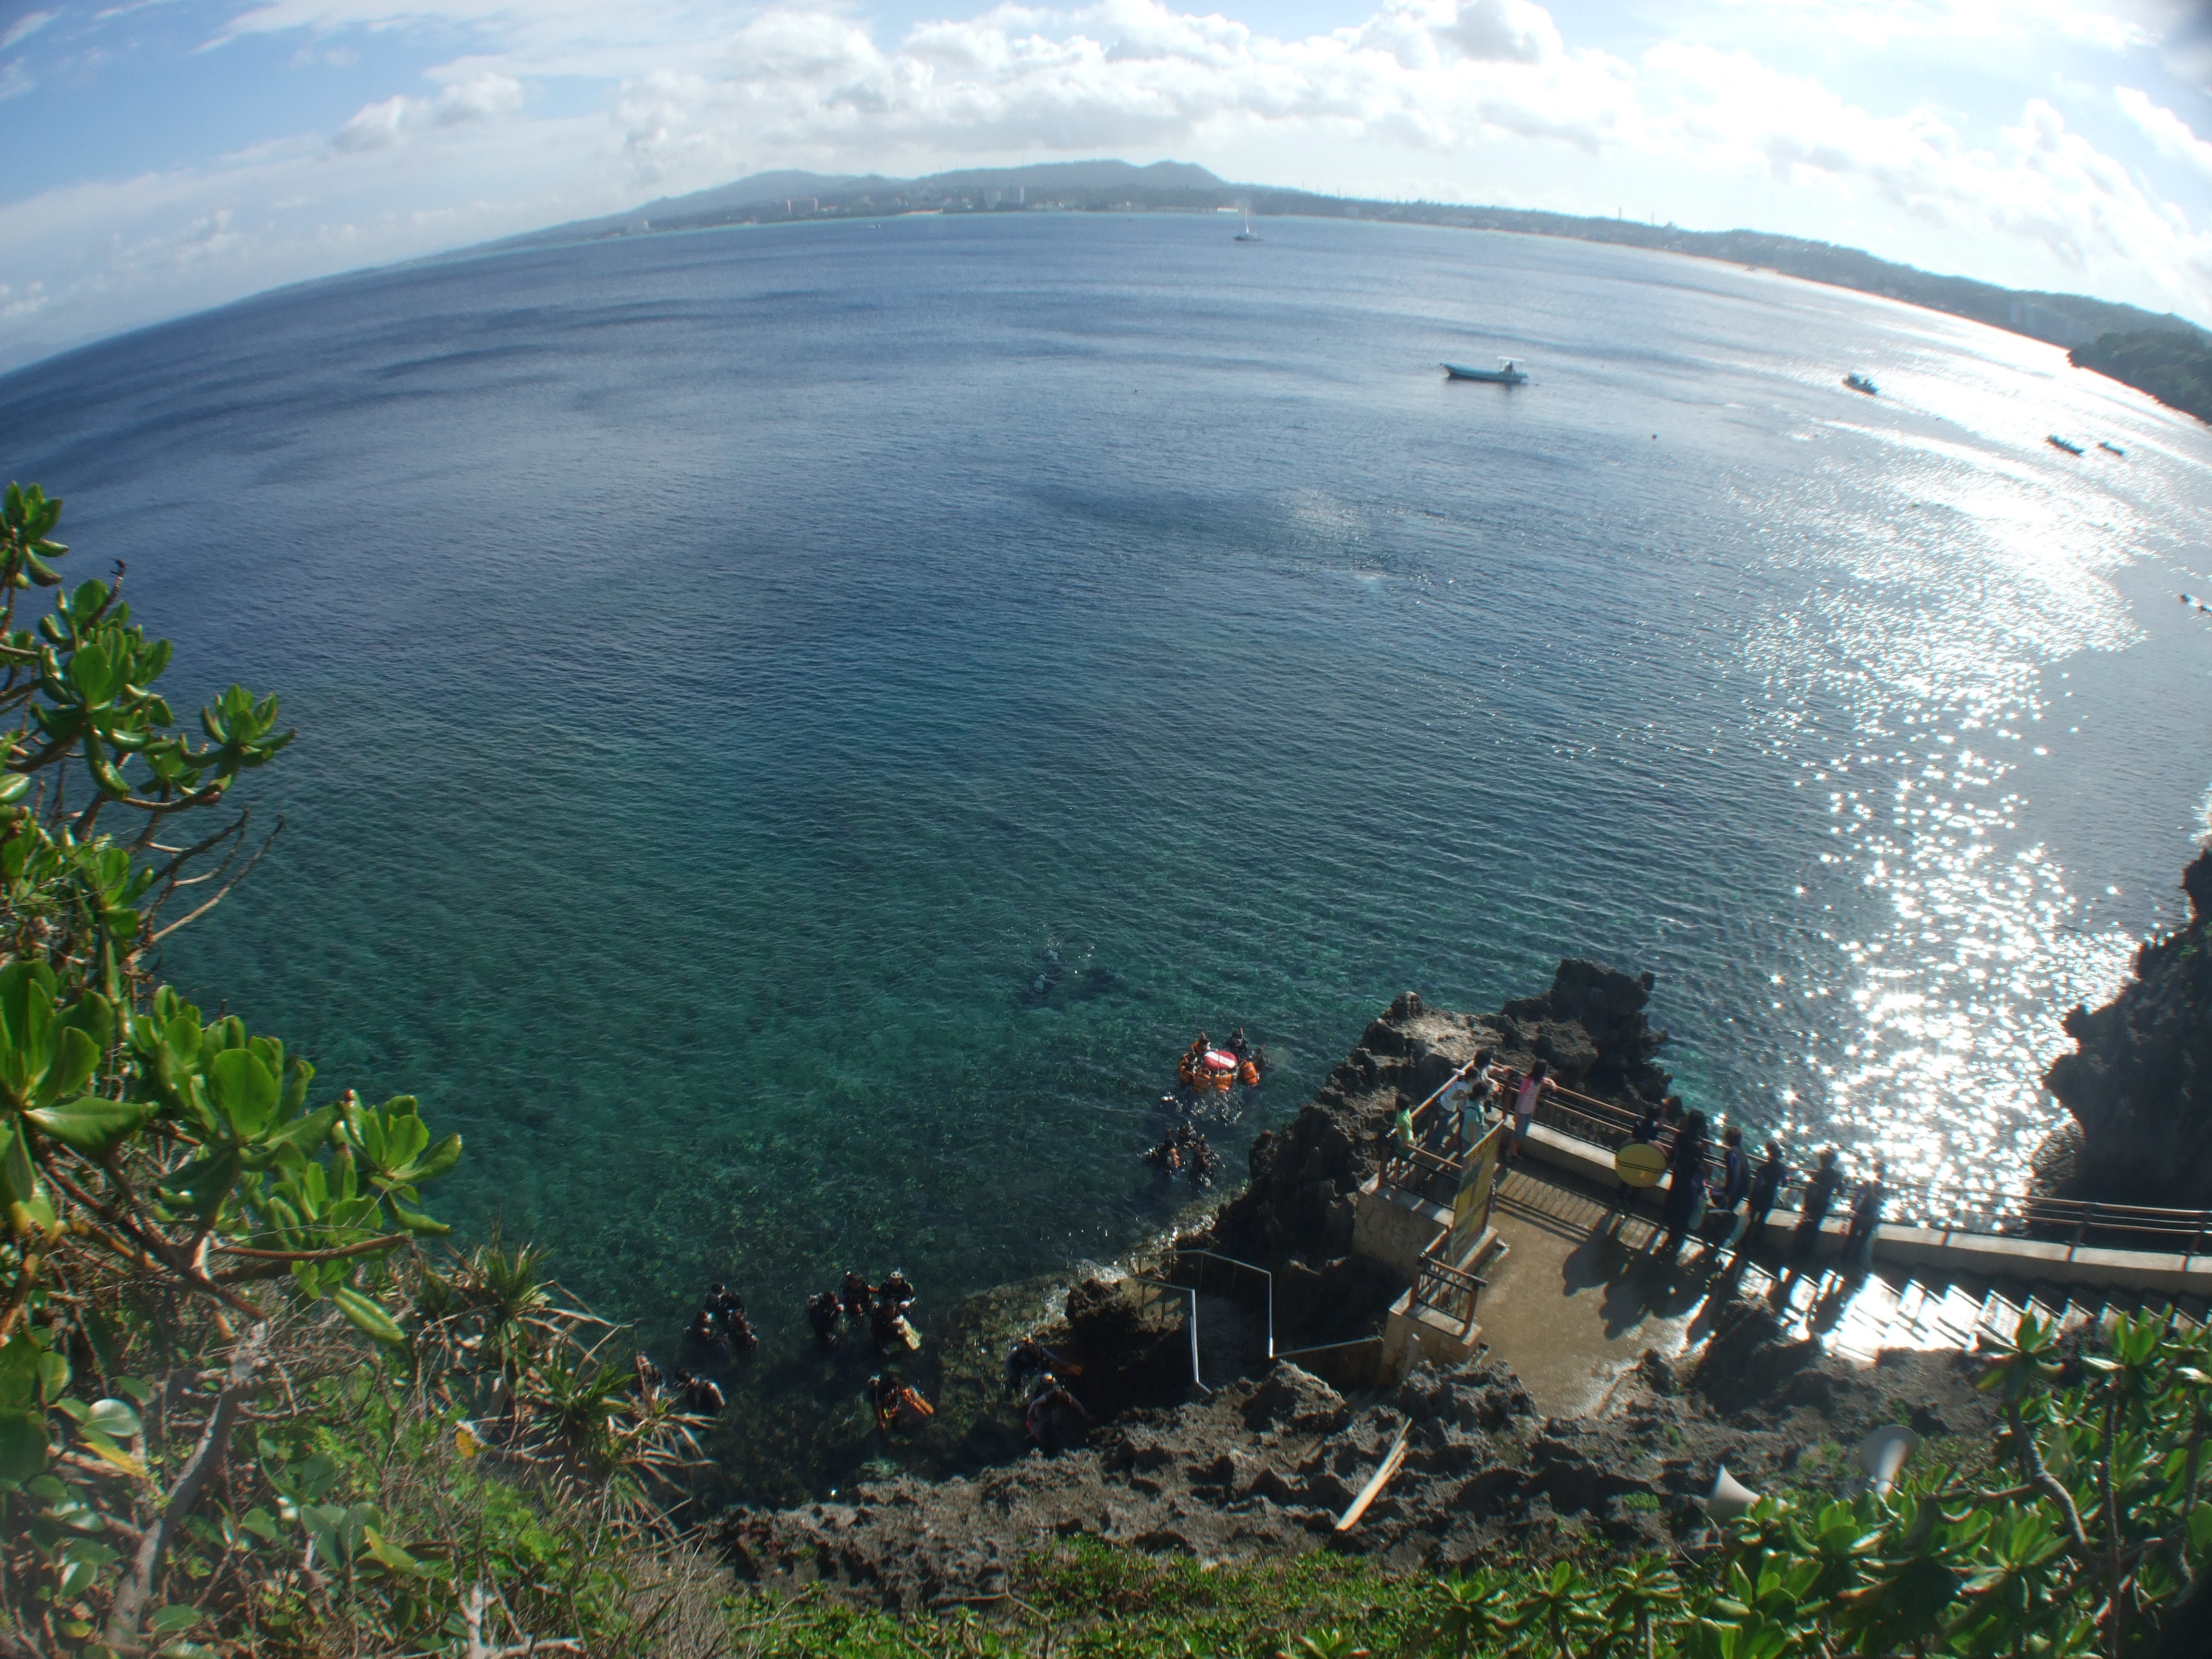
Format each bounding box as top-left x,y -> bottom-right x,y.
1352,1176 -> 1452,1280
1513,1120 -> 2212,1297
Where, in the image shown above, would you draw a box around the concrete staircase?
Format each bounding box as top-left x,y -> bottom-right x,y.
1757,1264 -> 2211,1364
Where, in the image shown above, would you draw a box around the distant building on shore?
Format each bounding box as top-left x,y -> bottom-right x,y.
2006,297 -> 2097,348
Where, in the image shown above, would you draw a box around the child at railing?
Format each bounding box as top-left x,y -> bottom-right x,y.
1509,1061 -> 1551,1161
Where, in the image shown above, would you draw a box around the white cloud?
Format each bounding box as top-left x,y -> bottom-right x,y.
608,1 -> 1640,188
0,280 -> 48,321
0,11 -> 56,50
1679,0 -> 2150,54
1436,0 -> 1560,64
1640,46 -> 2212,301
2117,83 -> 2212,177
5,0 -> 2212,362
332,70 -> 523,150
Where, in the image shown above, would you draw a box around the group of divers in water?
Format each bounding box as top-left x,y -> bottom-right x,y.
634,1027 -> 1280,1450
632,1266 -> 1097,1448
1140,1026 -> 1270,1183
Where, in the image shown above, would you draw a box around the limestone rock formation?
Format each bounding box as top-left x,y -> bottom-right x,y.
2045,847 -> 2212,1210
1200,963 -> 1672,1270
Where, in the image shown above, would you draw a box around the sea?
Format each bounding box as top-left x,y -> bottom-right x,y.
3,211 -> 2209,1496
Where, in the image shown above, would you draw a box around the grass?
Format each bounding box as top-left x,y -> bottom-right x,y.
723,1541 -> 1536,1658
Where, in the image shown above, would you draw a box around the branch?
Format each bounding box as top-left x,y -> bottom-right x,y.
461,1584 -> 584,1659
211,1234 -> 409,1280
37,1156 -> 260,1317
103,1323 -> 269,1653
2008,1399 -> 2092,1558
144,818 -> 279,945
135,812 -> 248,883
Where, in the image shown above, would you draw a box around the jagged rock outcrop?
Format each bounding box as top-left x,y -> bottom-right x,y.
2045,847 -> 2212,1209
1199,964 -> 1672,1270
721,1324 -> 1995,1604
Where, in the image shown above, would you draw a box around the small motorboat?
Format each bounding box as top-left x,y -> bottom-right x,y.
2048,434 -> 2084,456
1442,358 -> 1529,385
1843,373 -> 1878,395
2099,441 -> 2125,456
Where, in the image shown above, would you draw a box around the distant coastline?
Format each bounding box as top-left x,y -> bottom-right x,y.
476,157 -> 2210,426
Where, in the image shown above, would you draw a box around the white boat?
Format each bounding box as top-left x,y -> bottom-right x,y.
1442,358 -> 1529,385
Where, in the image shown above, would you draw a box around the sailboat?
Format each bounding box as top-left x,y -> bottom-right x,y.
1234,212 -> 1262,243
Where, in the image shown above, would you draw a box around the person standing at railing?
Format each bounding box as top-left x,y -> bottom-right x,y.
1435,1049 -> 1495,1153
1509,1060 -> 1551,1162
1843,1160 -> 1887,1272
1706,1124 -> 1750,1250
1611,1096 -> 1667,1211
1787,1146 -> 1845,1276
1733,1140 -> 1789,1266
1656,1109 -> 1711,1258
1392,1100 -> 1417,1159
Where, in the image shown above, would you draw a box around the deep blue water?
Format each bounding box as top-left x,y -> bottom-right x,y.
3,212 -> 2211,1465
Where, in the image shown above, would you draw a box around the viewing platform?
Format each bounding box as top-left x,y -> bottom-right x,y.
1370,1065 -> 2212,1411
1133,1054 -> 2212,1410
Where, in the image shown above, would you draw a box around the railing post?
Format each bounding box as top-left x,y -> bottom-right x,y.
2188,1213 -> 2207,1271
2069,1203 -> 2094,1262
1186,1287 -> 1203,1393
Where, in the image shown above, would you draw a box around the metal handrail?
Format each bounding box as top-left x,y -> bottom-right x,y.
1130,1277 -> 1209,1395
1470,1060 -> 2212,1256
1410,1245 -> 1485,1333
1165,1248 -> 1276,1361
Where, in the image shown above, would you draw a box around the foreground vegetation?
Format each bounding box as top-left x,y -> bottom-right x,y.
729,1304 -> 2211,1658
0,481 -> 711,1655
3,471 -> 2209,1656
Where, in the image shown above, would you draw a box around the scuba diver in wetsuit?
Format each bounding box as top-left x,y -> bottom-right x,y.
1023,1374 -> 1094,1448
807,1291 -> 844,1352
704,1284 -> 759,1354
869,1371 -> 934,1432
687,1307 -> 730,1359
674,1370 -> 725,1415
840,1270 -> 873,1321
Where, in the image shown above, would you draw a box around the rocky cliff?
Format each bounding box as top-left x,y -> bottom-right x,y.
2044,848 -> 2212,1210
1199,962 -> 1673,1273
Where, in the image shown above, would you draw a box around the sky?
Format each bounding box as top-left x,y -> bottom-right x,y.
5,0 -> 2212,365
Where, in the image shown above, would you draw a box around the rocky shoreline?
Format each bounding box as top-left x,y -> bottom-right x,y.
721,1305 -> 1995,1608
715,842 -> 2212,1603
2041,846 -> 2212,1210
718,960 -> 2009,1602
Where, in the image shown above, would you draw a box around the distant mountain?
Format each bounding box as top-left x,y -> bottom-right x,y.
489,160 -> 1223,251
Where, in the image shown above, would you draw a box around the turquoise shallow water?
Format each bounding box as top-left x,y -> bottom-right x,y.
3,213 -> 2211,1491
